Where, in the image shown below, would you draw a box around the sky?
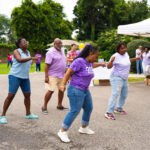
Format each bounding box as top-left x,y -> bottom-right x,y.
0,0 -> 150,20
0,0 -> 78,21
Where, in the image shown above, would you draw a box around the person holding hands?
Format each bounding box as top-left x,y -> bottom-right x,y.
57,45 -> 106,143
105,43 -> 141,120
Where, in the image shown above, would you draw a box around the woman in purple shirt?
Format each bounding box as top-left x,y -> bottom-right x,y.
57,45 -> 106,143
105,43 -> 141,120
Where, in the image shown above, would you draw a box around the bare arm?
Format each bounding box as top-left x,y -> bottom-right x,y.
107,56 -> 115,69
66,57 -> 73,62
62,68 -> 74,85
45,63 -> 50,83
137,52 -> 141,55
130,57 -> 141,63
93,62 -> 106,68
60,68 -> 74,92
14,50 -> 38,63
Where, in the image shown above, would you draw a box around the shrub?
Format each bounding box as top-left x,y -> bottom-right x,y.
99,50 -> 112,61
0,43 -> 16,49
96,29 -> 136,61
127,39 -> 150,73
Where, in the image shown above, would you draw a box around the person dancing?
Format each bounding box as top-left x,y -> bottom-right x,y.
0,38 -> 39,124
105,43 -> 141,120
57,45 -> 106,142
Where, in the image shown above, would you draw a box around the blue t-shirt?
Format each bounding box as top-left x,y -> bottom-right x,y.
9,48 -> 31,79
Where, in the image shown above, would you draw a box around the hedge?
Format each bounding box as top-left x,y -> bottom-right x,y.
0,43 -> 16,49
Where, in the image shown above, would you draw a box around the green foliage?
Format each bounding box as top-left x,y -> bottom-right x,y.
0,43 -> 16,49
125,0 -> 149,23
127,39 -> 150,72
11,0 -> 73,52
110,0 -> 150,28
0,14 -> 16,44
96,29 -> 135,61
73,0 -> 150,41
73,0 -> 117,41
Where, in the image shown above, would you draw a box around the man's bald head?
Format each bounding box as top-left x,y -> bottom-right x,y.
54,38 -> 62,51
54,38 -> 61,44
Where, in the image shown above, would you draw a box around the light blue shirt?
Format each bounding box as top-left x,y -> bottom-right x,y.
9,48 -> 32,79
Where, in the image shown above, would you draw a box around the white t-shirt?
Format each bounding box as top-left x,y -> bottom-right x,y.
136,49 -> 142,58
111,52 -> 131,80
142,51 -> 150,66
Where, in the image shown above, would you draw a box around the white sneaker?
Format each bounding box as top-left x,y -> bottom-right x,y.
78,126 -> 95,135
57,130 -> 70,143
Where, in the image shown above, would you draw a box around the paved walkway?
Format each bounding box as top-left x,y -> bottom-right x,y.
0,72 -> 149,150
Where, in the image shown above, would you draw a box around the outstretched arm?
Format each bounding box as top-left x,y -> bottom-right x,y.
93,62 -> 107,68
130,57 -> 141,63
107,56 -> 115,69
14,50 -> 38,63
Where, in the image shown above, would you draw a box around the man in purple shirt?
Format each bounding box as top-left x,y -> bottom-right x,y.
35,53 -> 42,72
42,38 -> 67,114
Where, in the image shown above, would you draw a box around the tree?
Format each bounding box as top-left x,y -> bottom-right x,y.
73,0 -> 117,41
110,0 -> 150,28
73,0 -> 150,41
0,14 -> 15,43
11,0 -> 73,51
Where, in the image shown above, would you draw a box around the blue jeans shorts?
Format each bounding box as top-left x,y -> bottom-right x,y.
8,75 -> 31,94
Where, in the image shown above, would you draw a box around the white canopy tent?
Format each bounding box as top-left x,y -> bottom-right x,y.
117,18 -> 150,37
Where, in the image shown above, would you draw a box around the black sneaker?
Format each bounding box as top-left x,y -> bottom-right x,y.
57,106 -> 68,110
41,107 -> 48,115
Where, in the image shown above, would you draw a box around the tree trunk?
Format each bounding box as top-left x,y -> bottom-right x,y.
91,23 -> 95,41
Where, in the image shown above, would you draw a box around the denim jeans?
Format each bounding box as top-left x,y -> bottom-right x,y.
107,74 -> 128,114
62,85 -> 93,130
7,60 -> 12,68
136,60 -> 143,74
36,63 -> 41,71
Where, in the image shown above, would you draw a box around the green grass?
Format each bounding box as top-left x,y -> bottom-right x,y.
0,61 -> 45,74
128,77 -> 145,82
0,64 -> 146,83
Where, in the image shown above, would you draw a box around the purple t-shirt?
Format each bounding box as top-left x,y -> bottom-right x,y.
45,47 -> 66,78
70,58 -> 94,91
111,52 -> 131,80
76,49 -> 82,56
35,54 -> 42,64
